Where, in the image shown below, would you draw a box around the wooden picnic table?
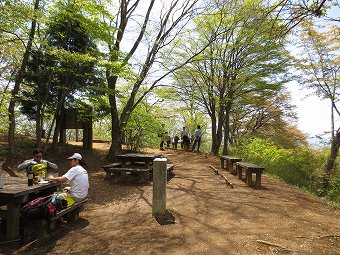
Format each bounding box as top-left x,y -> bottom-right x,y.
220,155 -> 242,173
103,153 -> 162,183
0,177 -> 60,240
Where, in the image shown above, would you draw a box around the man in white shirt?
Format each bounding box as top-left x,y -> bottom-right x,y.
48,153 -> 89,202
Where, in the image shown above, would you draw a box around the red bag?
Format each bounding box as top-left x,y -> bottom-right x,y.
21,195 -> 51,209
21,195 -> 56,221
46,203 -> 56,217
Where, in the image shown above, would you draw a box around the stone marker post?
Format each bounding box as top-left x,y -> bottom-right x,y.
152,158 -> 167,216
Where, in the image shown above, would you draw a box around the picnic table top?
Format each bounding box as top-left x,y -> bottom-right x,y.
115,153 -> 162,161
0,177 -> 60,199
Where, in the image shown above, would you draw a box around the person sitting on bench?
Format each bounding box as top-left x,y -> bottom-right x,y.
48,153 -> 89,203
18,148 -> 58,180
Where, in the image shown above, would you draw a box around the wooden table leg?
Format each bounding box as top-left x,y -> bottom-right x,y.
7,202 -> 21,239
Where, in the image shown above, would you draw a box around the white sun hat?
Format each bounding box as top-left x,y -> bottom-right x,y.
67,153 -> 82,160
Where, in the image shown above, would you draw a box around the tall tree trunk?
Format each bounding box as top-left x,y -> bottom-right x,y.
37,72 -> 52,147
331,100 -> 334,139
222,101 -> 232,155
211,115 -> 218,155
322,128 -> 340,194
109,122 -> 123,159
36,103 -> 42,148
107,74 -> 123,159
7,0 -> 40,154
51,91 -> 65,151
51,108 -> 62,151
211,108 -> 224,155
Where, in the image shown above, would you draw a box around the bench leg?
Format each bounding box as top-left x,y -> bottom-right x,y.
65,212 -> 78,223
65,206 -> 83,222
112,173 -> 120,183
255,172 -> 261,186
68,211 -> 79,222
245,171 -> 252,186
237,165 -> 243,180
120,171 -> 127,181
231,164 -> 237,175
227,161 -> 233,173
145,171 -> 150,180
220,159 -> 225,169
228,162 -> 236,174
137,173 -> 147,183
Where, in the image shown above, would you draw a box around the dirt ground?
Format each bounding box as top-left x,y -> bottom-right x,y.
0,141 -> 339,255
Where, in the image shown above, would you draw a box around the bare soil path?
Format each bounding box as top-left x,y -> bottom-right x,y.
0,142 -> 339,255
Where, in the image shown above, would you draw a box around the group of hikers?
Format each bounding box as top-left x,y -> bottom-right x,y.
18,149 -> 89,205
159,125 -> 203,152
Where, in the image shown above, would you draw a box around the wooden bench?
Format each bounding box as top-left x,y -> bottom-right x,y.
220,155 -> 242,174
102,163 -> 122,177
236,162 -> 264,187
54,198 -> 88,221
104,167 -> 151,183
104,163 -> 175,183
34,198 -> 89,240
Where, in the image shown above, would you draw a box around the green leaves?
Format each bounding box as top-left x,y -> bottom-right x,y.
171,0 -> 294,154
49,48 -> 97,63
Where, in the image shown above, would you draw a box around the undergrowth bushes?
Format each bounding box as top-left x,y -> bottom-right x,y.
229,138 -> 340,205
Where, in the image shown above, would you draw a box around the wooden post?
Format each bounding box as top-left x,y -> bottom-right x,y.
152,158 -> 167,216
